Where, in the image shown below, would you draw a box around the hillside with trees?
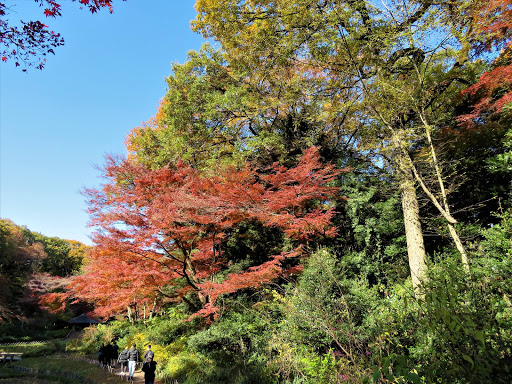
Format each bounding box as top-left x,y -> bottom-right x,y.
2,0 -> 512,383
0,219 -> 89,336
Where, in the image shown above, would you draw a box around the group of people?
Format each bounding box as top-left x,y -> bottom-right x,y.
99,342 -> 157,384
97,340 -> 119,368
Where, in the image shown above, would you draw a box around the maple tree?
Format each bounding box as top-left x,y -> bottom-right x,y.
442,1 -> 512,211
0,0 -> 123,70
460,0 -> 512,123
44,147 -> 343,318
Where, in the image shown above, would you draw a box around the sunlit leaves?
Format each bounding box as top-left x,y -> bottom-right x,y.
71,147 -> 343,318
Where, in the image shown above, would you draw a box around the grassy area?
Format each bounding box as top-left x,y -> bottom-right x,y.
0,337 -> 122,384
13,356 -> 126,384
0,340 -> 66,357
0,324 -> 70,344
0,364 -> 79,384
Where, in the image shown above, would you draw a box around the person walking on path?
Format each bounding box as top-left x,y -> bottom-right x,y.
141,356 -> 157,384
97,343 -> 105,366
117,346 -> 129,376
127,343 -> 140,380
104,341 -> 114,368
112,340 -> 119,367
143,345 -> 154,362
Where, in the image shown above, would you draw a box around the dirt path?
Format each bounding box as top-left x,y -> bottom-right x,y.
112,367 -> 153,383
64,332 -> 166,383
63,358 -> 165,384
101,363 -> 164,384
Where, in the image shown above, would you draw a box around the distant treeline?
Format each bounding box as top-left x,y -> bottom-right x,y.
0,219 -> 89,321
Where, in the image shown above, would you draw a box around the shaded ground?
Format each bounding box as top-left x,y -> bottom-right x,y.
0,333 -> 165,383
0,357 -> 164,384
110,365 -> 160,383
0,378 -> 58,384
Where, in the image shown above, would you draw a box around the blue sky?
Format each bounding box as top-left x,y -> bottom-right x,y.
1,1 -> 205,245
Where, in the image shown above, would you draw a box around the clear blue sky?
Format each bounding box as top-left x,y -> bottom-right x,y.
0,1 -> 206,245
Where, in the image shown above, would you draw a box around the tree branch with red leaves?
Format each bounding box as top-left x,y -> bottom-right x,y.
0,0 -> 123,70
460,0 -> 512,124
45,147 -> 345,319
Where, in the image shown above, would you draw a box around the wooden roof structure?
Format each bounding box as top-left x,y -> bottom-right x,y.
67,313 -> 102,324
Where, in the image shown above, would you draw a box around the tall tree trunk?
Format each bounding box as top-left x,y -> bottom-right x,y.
393,131 -> 428,292
420,113 -> 470,271
149,298 -> 157,319
184,256 -> 208,306
127,305 -> 134,325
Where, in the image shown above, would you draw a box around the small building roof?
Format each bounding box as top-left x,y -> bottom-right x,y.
67,313 -> 102,324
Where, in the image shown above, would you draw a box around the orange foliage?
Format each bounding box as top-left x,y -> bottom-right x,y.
472,0 -> 512,51
61,147 -> 344,318
460,1 -> 512,124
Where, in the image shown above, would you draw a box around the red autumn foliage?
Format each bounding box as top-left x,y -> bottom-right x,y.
45,147 -> 344,318
459,55 -> 512,123
471,0 -> 512,53
460,1 -> 512,124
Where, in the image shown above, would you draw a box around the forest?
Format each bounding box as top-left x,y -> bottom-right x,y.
1,0 -> 512,383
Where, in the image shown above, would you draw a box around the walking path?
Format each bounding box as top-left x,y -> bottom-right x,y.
66,332 -> 166,383
1,332 -> 169,384
4,354 -> 165,384
84,359 -> 165,384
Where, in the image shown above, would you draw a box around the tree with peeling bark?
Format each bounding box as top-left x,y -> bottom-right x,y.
193,0 -> 483,290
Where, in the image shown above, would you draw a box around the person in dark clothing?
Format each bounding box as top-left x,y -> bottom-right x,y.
97,343 -> 105,366
112,341 -> 119,367
104,341 -> 114,368
117,346 -> 129,376
143,345 -> 155,362
127,343 -> 139,380
141,356 -> 157,384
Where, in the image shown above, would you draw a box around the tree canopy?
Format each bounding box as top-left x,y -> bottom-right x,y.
20,1 -> 512,382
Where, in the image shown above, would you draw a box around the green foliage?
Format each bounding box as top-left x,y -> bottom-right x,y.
487,129 -> 512,174
369,252 -> 512,383
269,248 -> 379,383
420,262 -> 511,382
126,44 -> 247,171
371,354 -> 421,384
33,234 -> 84,277
187,307 -> 273,384
161,351 -> 205,384
337,170 -> 409,284
299,350 -> 340,384
478,207 -> 512,261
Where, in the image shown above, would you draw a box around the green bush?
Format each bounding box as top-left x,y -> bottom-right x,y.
269,248 -> 380,383
369,254 -> 512,384
187,306 -> 274,384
